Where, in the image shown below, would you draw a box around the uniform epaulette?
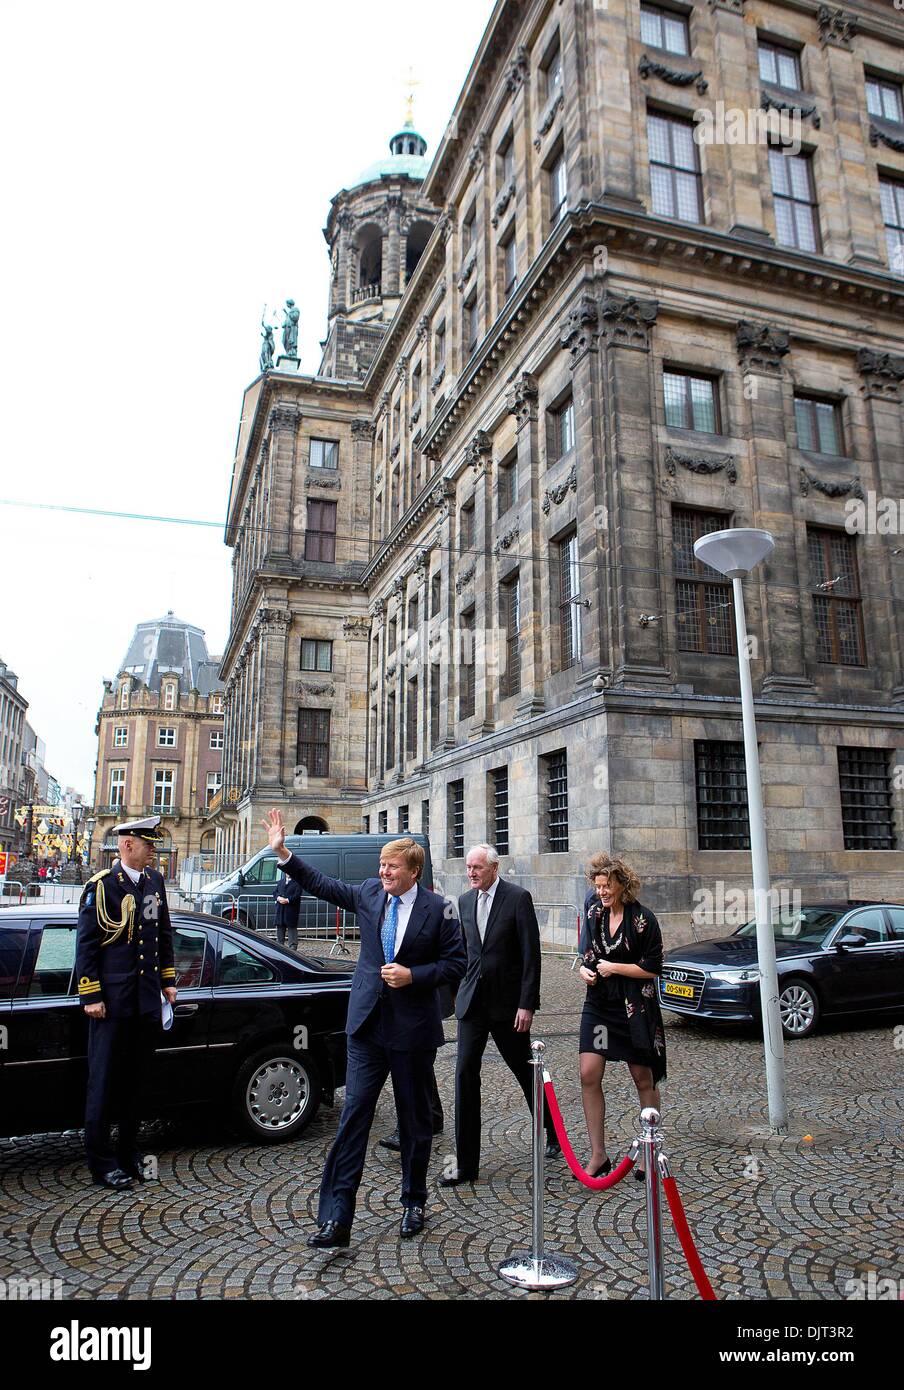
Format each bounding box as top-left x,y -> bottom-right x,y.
86,869 -> 111,885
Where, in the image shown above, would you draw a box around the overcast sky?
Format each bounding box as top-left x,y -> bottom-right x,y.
0,0 -> 492,800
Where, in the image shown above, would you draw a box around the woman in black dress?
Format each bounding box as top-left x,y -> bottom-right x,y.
578,854 -> 666,1178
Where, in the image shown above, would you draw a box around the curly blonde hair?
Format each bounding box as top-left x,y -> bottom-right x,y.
585,851 -> 613,884
586,854 -> 641,904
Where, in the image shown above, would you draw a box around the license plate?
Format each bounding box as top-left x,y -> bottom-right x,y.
664,982 -> 694,999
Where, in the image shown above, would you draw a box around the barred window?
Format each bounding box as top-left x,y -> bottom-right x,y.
769,147 -> 820,253
378,810 -> 388,834
398,804 -> 410,833
300,639 -> 333,672
673,508 -> 734,655
499,573 -> 521,698
808,528 -> 865,666
879,179 -> 904,278
490,767 -> 510,856
695,741 -> 750,850
838,747 -> 896,850
543,749 -> 569,853
458,609 -> 476,720
794,395 -> 843,455
664,370 -> 719,432
648,112 -> 702,222
304,500 -> 337,562
758,40 -> 802,90
363,815 -> 370,834
448,780 -> 465,858
556,529 -> 582,668
297,709 -> 330,778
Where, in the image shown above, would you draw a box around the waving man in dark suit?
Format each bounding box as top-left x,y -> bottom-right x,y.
440,844 -> 559,1187
263,809 -> 465,1247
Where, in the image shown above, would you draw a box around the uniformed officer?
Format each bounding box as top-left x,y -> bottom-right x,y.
76,816 -> 176,1189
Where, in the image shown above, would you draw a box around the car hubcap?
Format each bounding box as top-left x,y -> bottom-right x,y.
247,1059 -> 308,1129
780,986 -> 815,1035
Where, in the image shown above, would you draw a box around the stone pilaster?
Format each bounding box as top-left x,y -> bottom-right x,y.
598,292 -> 671,687
266,405 -> 301,558
505,372 -> 544,716
858,351 -> 904,703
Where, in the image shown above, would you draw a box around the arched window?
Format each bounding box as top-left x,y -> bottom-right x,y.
120,683 -> 129,710
357,224 -> 383,298
405,219 -> 433,286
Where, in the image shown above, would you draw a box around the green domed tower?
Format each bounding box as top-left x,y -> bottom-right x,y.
319,117 -> 439,382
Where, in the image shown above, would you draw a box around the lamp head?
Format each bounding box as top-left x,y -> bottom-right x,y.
693,527 -> 775,578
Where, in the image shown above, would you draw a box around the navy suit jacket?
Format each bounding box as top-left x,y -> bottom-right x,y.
273,873 -> 302,927
279,853 -> 466,1050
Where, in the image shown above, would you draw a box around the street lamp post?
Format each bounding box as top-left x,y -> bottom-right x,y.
693,528 -> 788,1135
85,816 -> 96,874
70,802 -> 84,886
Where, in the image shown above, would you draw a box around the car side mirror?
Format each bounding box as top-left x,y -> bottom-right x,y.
835,933 -> 866,951
236,870 -> 245,887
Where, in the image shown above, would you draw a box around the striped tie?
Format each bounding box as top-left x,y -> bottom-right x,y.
382,895 -> 400,963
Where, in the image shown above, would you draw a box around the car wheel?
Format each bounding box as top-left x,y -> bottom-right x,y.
231,1047 -> 321,1142
778,979 -> 820,1039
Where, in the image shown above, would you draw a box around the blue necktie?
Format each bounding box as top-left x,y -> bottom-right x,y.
382,895 -> 400,963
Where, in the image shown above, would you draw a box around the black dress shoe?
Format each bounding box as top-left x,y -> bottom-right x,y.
307,1221 -> 351,1249
590,1159 -> 612,1178
635,1166 -> 647,1182
119,1154 -> 155,1183
378,1130 -> 401,1152
400,1205 -> 425,1238
438,1170 -> 478,1187
545,1138 -> 561,1160
92,1168 -> 133,1191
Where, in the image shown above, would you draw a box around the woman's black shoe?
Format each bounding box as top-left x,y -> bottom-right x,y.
635,1166 -> 646,1182
590,1159 -> 612,1178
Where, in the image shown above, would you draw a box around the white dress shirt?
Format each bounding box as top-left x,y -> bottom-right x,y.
120,861 -> 142,885
476,876 -> 500,940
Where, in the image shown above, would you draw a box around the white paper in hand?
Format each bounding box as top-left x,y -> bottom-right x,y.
160,992 -> 174,1031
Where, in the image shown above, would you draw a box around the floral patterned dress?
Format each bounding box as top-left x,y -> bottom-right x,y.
578,894 -> 667,1084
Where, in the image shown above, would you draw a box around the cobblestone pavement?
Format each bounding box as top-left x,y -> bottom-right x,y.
1,951 -> 901,1302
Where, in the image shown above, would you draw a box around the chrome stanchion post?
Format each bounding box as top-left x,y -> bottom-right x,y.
640,1106 -> 664,1300
498,1041 -> 579,1291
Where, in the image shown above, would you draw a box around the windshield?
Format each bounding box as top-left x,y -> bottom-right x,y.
734,908 -> 844,946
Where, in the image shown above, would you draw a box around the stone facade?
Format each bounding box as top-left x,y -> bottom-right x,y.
215,0 -> 904,937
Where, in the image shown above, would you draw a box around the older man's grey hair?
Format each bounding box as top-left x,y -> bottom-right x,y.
467,843 -> 499,865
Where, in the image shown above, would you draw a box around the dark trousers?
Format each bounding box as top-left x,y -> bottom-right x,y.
455,1004 -> 555,1176
276,921 -> 298,951
85,1013 -> 159,1175
318,1007 -> 436,1227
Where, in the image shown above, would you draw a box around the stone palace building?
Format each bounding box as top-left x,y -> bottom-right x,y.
211,0 -> 904,931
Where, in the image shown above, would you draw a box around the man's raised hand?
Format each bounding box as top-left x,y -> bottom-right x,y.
262,808 -> 287,857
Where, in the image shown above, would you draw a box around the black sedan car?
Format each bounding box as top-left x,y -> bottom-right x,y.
0,905 -> 354,1141
660,901 -> 904,1038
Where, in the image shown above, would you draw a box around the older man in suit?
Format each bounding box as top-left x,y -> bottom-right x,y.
440,844 -> 559,1186
263,810 -> 465,1246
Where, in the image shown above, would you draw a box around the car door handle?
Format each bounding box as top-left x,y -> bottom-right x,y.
174,1004 -> 199,1016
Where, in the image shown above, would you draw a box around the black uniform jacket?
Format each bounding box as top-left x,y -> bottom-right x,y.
75,860 -> 175,1018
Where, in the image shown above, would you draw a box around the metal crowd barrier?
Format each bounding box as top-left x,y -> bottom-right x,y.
533,901 -> 583,957
216,893 -> 357,954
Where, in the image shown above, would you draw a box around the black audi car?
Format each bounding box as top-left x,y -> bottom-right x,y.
660,901 -> 904,1038
0,905 -> 354,1142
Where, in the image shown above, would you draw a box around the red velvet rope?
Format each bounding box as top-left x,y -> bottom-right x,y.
543,1077 -> 636,1190
662,1176 -> 716,1300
